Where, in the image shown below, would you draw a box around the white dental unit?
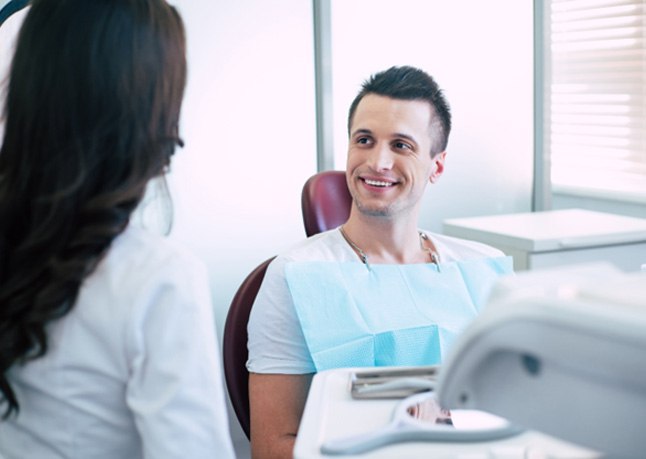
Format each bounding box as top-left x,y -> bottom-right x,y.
295,264 -> 646,458
437,263 -> 646,459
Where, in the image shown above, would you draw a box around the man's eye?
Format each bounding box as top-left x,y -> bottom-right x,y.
357,137 -> 371,145
394,141 -> 412,150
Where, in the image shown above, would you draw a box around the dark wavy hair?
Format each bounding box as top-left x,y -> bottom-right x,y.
0,0 -> 186,418
347,66 -> 452,157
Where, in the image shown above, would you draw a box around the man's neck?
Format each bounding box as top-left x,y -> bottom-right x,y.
341,211 -> 427,264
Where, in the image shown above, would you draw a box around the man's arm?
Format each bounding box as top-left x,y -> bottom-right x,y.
249,372 -> 314,459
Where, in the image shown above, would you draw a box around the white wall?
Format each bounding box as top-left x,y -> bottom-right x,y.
170,0 -> 316,337
329,0 -> 535,231
553,193 -> 646,219
170,1 -> 317,455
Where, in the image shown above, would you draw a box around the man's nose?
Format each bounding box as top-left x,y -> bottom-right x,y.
368,143 -> 395,170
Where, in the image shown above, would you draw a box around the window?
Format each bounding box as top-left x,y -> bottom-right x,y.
546,0 -> 646,203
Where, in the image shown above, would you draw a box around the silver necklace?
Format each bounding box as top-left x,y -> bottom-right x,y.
339,226 -> 441,270
419,231 -> 441,268
339,226 -> 369,265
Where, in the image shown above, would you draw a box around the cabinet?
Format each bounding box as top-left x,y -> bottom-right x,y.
443,209 -> 646,272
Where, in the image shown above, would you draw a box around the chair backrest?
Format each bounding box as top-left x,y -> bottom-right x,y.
223,172 -> 350,438
222,256 -> 275,439
301,170 -> 352,237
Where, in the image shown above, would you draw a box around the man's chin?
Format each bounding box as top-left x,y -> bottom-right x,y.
355,203 -> 394,218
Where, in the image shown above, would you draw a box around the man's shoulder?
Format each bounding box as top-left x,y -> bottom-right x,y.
275,228 -> 354,263
425,231 -> 505,261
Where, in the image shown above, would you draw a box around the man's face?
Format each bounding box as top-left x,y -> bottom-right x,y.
346,94 -> 445,219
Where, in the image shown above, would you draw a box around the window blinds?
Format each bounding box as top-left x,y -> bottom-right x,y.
547,0 -> 646,202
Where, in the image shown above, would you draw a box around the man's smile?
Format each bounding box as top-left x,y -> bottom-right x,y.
361,178 -> 398,188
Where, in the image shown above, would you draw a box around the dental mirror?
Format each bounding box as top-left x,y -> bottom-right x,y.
321,391 -> 523,455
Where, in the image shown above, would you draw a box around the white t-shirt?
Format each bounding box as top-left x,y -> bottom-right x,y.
0,226 -> 235,459
246,228 -> 504,375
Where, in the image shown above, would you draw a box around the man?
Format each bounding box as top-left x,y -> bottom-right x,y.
246,66 -> 510,458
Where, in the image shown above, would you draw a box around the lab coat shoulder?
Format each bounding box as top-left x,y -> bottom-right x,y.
98,226 -> 235,459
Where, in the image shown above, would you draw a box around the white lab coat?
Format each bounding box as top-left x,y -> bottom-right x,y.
0,225 -> 235,459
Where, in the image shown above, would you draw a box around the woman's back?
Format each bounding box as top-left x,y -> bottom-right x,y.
0,226 -> 234,458
0,0 -> 234,456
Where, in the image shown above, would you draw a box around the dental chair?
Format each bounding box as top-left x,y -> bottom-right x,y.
223,171 -> 351,439
301,170 -> 351,237
222,257 -> 274,439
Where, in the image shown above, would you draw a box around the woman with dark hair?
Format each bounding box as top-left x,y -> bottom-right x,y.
0,0 -> 235,457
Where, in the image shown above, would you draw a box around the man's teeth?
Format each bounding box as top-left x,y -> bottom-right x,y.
364,179 -> 393,187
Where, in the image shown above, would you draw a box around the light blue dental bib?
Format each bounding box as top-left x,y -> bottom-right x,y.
285,256 -> 512,372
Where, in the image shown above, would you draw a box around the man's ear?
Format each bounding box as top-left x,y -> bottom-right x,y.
429,151 -> 446,184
